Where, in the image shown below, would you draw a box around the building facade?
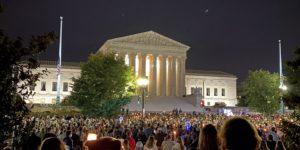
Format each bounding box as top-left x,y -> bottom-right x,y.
28,31 -> 237,107
28,61 -> 81,104
185,70 -> 237,107
99,31 -> 189,97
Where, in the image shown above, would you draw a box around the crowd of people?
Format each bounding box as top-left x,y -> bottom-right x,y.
4,111 -> 297,150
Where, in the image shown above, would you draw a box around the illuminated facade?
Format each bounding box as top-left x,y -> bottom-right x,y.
28,31 -> 237,107
99,31 -> 189,97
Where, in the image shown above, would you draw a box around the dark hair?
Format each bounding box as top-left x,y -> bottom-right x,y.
66,130 -> 71,137
40,137 -> 66,150
220,117 -> 261,150
43,133 -> 57,140
198,124 -> 219,150
85,137 -> 122,150
268,135 -> 274,141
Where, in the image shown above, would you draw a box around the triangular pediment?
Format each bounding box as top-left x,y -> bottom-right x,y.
107,31 -> 190,49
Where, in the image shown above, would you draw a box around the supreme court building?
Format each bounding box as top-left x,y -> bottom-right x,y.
29,31 -> 237,109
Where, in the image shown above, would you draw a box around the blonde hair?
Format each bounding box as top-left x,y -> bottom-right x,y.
145,136 -> 155,148
176,137 -> 185,150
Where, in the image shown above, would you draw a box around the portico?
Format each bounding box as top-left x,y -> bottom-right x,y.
98,31 -> 190,97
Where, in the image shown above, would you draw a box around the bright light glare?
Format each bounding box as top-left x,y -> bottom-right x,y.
87,133 -> 97,141
137,78 -> 149,86
279,84 -> 287,91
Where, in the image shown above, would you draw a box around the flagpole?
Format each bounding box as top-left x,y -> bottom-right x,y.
278,40 -> 285,114
279,40 -> 283,82
56,16 -> 63,105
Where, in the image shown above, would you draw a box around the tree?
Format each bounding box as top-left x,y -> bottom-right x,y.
236,95 -> 248,107
243,70 -> 280,115
68,52 -> 136,117
0,10 -> 56,148
285,47 -> 300,111
236,83 -> 248,107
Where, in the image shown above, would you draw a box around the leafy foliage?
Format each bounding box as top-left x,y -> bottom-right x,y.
243,70 -> 280,115
68,52 -> 136,117
284,47 -> 300,111
236,96 -> 248,107
0,8 -> 56,146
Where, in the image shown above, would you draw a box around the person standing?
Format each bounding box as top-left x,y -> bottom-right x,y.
144,136 -> 158,150
219,117 -> 261,150
63,131 -> 73,150
161,135 -> 175,150
172,137 -> 186,150
198,124 -> 219,150
127,130 -> 136,150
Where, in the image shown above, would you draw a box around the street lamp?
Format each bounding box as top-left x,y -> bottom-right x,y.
137,77 -> 149,118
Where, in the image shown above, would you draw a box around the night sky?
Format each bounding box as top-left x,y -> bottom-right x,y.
1,0 -> 300,82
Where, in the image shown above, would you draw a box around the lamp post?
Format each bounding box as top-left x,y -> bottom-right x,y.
278,40 -> 287,114
137,77 -> 149,118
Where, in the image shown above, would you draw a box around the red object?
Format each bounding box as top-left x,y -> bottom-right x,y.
200,100 -> 204,107
128,136 -> 136,150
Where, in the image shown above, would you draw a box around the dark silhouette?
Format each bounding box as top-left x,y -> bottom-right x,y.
198,124 -> 219,150
220,117 -> 261,150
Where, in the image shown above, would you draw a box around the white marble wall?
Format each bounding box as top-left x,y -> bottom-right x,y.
27,66 -> 81,104
28,65 -> 237,107
185,75 -> 237,107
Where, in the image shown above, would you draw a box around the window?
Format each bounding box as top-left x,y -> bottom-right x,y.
199,88 -> 203,96
222,88 -> 225,96
207,102 -> 210,106
63,82 -> 68,92
206,88 -> 210,96
214,88 -> 218,96
41,81 -> 46,91
52,82 -> 57,91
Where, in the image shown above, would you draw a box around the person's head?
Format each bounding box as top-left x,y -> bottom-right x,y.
268,135 -> 274,141
271,127 -> 276,132
164,135 -> 171,141
66,130 -> 72,138
43,133 -> 57,141
135,140 -> 144,150
145,136 -> 155,148
176,137 -> 185,150
123,139 -> 130,150
220,117 -> 261,150
198,124 -> 218,150
84,137 -> 122,150
40,137 -> 66,150
126,130 -> 132,137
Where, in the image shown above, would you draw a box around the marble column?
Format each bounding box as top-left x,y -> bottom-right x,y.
151,54 -> 157,96
140,53 -> 147,77
128,53 -> 136,73
180,57 -> 186,96
160,55 -> 166,96
166,56 -> 171,96
172,56 -> 177,96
